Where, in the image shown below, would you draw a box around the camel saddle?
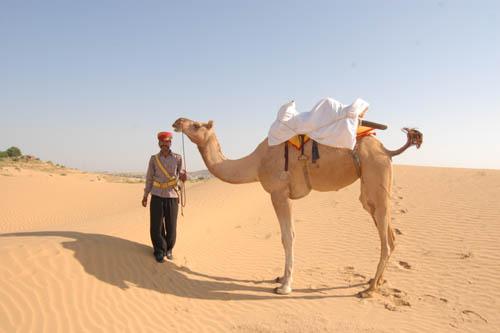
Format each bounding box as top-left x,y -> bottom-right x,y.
269,97 -> 372,150
284,120 -> 387,171
287,119 -> 386,150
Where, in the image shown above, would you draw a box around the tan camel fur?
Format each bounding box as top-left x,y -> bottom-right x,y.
172,118 -> 423,297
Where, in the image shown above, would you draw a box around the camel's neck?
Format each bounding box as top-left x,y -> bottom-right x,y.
198,134 -> 261,184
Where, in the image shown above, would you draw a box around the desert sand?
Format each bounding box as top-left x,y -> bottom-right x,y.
1,164 -> 499,332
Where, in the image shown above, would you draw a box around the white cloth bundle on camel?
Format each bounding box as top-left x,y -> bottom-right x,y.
267,97 -> 370,150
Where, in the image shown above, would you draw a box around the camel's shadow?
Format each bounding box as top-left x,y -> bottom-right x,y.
1,231 -> 364,301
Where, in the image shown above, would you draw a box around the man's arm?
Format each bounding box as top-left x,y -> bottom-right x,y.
142,157 -> 154,206
178,155 -> 187,182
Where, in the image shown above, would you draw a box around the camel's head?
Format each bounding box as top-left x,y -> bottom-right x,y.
172,118 -> 214,146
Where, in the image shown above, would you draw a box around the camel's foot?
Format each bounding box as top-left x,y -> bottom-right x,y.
274,276 -> 292,294
357,289 -> 375,298
357,279 -> 379,298
368,277 -> 387,287
274,285 -> 292,295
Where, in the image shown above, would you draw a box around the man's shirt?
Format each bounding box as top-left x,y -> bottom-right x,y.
144,151 -> 185,198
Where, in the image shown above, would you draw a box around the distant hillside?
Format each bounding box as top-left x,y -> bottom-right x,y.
104,171 -> 145,179
106,169 -> 213,181
0,155 -> 143,184
188,169 -> 213,180
0,155 -> 71,173
0,154 -> 212,183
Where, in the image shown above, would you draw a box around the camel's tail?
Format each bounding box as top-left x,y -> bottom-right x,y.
385,128 -> 423,157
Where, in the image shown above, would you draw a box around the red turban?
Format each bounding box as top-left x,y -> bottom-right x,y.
157,131 -> 173,142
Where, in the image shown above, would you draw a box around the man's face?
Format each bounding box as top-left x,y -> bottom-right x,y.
159,140 -> 172,150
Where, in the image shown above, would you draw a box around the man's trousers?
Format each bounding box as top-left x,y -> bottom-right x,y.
150,195 -> 178,256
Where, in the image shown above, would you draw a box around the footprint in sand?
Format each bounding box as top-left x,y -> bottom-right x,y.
379,288 -> 411,311
398,261 -> 412,270
449,309 -> 488,329
458,251 -> 473,259
420,294 -> 448,305
384,303 -> 397,311
394,228 -> 403,235
461,309 -> 488,323
339,266 -> 366,284
394,298 -> 411,307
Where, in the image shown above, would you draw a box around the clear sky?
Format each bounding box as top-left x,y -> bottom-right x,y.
1,0 -> 499,172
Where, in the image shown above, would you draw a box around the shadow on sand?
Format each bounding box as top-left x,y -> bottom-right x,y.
1,231 -> 365,301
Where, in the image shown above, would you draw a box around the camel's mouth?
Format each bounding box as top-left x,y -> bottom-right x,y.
172,118 -> 183,132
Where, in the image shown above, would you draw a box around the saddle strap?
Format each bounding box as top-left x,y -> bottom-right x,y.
352,143 -> 361,177
299,135 -> 305,157
284,141 -> 289,171
312,141 -> 320,163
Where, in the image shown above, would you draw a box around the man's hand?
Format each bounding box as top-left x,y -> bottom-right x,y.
179,172 -> 187,182
141,196 -> 148,207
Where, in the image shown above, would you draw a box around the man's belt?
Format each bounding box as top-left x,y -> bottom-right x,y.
153,179 -> 177,189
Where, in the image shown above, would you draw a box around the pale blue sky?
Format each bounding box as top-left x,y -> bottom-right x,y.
1,0 -> 499,172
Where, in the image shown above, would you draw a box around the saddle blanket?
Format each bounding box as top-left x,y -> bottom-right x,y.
268,97 -> 369,150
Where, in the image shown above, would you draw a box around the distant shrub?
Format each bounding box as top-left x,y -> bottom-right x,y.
6,146 -> 22,157
0,151 -> 8,158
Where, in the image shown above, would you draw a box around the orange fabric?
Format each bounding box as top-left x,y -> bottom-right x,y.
286,126 -> 375,148
287,135 -> 310,150
356,130 -> 376,139
356,125 -> 375,139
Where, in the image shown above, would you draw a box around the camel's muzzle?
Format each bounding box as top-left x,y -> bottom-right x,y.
172,118 -> 184,132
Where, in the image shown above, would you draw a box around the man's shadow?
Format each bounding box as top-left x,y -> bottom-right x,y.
1,231 -> 364,300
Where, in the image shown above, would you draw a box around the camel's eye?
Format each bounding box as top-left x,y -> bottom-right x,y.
193,123 -> 201,129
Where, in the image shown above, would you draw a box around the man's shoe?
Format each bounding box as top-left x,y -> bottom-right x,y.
155,253 -> 164,263
166,251 -> 173,260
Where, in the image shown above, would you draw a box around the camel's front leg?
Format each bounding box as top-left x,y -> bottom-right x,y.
358,207 -> 392,298
271,191 -> 294,295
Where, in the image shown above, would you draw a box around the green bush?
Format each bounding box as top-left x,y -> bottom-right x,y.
0,151 -> 8,158
6,146 -> 22,157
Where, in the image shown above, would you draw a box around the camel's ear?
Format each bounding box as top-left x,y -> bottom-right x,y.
205,120 -> 213,129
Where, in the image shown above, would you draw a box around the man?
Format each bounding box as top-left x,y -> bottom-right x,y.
142,131 -> 187,263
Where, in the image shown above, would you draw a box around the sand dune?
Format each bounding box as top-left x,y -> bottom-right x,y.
1,165 -> 499,332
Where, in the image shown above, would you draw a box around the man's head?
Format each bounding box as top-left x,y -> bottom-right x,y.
157,131 -> 173,152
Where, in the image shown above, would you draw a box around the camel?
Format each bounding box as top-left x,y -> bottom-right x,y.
172,117 -> 423,297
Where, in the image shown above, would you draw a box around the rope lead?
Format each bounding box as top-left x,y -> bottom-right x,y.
179,131 -> 187,216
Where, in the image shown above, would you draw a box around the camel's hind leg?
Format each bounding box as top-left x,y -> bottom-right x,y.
271,190 -> 294,295
358,163 -> 394,298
